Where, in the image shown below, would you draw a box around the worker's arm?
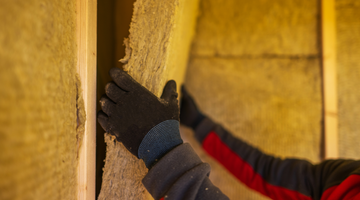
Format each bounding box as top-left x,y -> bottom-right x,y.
97,68 -> 228,200
180,87 -> 360,200
142,142 -> 228,200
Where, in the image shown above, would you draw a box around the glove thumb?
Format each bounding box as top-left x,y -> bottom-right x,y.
161,80 -> 178,103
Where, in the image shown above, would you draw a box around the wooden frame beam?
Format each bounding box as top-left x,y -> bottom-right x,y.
321,0 -> 338,159
76,0 -> 97,199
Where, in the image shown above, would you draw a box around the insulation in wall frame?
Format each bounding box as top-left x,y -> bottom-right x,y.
98,0 -> 200,199
183,0 -> 322,199
336,0 -> 360,159
0,1 -> 84,200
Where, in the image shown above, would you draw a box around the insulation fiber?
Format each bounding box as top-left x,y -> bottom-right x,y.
119,0 -> 199,97
183,58 -> 322,199
0,1 -> 84,200
336,0 -> 360,159
190,0 -> 319,57
184,0 -> 322,199
98,0 -> 200,199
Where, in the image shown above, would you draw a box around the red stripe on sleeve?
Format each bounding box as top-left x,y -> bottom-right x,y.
202,131 -> 312,200
321,174 -> 360,200
160,198 -> 164,200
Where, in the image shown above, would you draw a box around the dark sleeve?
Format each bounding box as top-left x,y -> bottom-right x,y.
142,143 -> 229,200
194,117 -> 360,200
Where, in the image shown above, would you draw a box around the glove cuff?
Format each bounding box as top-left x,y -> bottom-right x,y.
138,120 -> 183,169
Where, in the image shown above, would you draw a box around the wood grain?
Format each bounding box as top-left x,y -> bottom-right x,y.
76,0 -> 97,199
321,0 -> 339,159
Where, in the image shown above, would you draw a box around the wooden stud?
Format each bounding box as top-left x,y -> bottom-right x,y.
76,0 -> 97,199
321,0 -> 338,159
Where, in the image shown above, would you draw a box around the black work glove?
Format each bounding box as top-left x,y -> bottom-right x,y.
98,68 -> 180,158
180,86 -> 205,130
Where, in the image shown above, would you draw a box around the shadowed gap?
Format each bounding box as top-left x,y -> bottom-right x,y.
96,0 -> 135,198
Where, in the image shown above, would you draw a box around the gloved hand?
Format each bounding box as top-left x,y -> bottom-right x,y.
98,68 -> 182,168
180,86 -> 205,130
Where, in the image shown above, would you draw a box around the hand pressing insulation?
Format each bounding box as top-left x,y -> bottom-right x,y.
97,68 -> 183,168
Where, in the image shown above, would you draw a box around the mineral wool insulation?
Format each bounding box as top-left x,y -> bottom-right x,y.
98,0 -> 360,200
336,0 -> 360,159
183,0 -> 360,199
182,0 -> 322,199
0,1 -> 86,200
98,0 -> 200,199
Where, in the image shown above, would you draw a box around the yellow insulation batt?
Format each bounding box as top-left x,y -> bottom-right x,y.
98,0 -> 200,199
0,1 -> 85,200
183,0 -> 322,199
336,0 -> 360,159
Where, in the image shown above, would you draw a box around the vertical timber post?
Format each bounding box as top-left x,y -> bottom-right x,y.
321,0 -> 338,159
77,0 -> 97,199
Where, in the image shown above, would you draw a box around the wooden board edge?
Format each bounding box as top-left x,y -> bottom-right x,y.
76,0 -> 97,199
321,0 -> 338,159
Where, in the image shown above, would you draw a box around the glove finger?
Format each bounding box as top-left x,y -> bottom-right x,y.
181,85 -> 191,99
180,85 -> 198,110
99,95 -> 116,116
180,86 -> 205,128
109,67 -> 137,92
161,80 -> 178,103
105,81 -> 126,102
97,111 -> 109,132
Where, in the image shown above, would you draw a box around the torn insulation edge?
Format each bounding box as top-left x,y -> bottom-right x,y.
76,73 -> 86,158
119,38 -> 131,64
